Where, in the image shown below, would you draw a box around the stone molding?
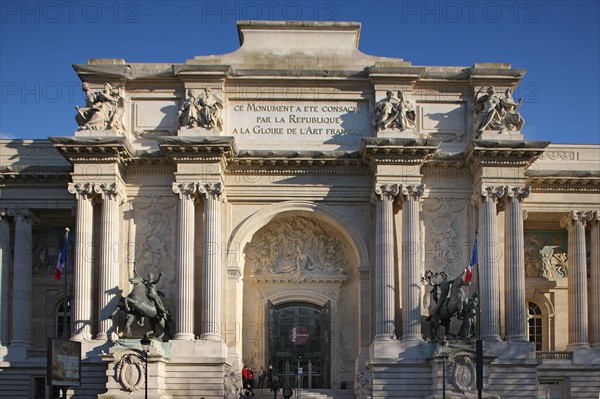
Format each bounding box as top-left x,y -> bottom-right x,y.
198,181 -> 226,202
560,210 -> 594,228
471,185 -> 506,206
171,182 -> 198,199
7,208 -> 34,223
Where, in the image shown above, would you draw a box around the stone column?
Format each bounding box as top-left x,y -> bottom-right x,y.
561,211 -> 590,350
399,184 -> 425,341
504,186 -> 530,342
473,186 -> 505,341
172,182 -> 198,340
589,211 -> 600,348
0,210 -> 10,344
68,183 -> 95,341
199,182 -> 225,341
372,183 -> 399,340
8,208 -> 34,347
95,183 -> 124,340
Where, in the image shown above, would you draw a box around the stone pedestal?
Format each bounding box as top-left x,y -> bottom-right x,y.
99,339 -> 172,399
74,129 -> 123,137
477,130 -> 524,141
177,127 -> 221,137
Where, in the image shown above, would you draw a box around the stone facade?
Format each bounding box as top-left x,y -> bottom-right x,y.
0,21 -> 599,399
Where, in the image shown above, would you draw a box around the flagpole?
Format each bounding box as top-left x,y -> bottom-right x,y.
63,227 -> 70,339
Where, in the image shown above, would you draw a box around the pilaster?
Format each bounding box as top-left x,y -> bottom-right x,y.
68,182 -> 96,341
7,208 -> 34,347
472,186 -> 505,341
198,181 -> 226,341
172,182 -> 198,341
372,183 -> 400,340
399,184 -> 425,341
0,210 -> 10,344
94,183 -> 125,340
504,186 -> 530,342
589,211 -> 600,348
561,211 -> 591,350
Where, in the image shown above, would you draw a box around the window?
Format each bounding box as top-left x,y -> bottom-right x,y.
528,302 -> 543,351
55,299 -> 72,338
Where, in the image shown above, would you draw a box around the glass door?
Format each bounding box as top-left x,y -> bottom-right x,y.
267,301 -> 329,389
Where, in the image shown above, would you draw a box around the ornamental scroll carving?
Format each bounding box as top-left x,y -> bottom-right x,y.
247,216 -> 348,283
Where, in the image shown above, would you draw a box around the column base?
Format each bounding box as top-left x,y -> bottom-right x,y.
401,334 -> 423,342
504,334 -> 528,342
481,335 -> 502,342
173,332 -> 195,341
567,342 -> 590,351
373,333 -> 395,341
199,332 -> 222,342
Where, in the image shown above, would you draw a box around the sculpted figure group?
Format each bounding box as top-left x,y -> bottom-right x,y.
473,86 -> 525,134
112,271 -> 173,340
425,269 -> 478,341
372,90 -> 416,131
178,88 -> 224,131
75,82 -> 125,133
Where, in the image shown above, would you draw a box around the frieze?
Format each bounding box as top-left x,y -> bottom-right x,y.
539,151 -> 575,161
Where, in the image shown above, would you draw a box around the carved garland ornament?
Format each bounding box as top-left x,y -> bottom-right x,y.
114,353 -> 145,392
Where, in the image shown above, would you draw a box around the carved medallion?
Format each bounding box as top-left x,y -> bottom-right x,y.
114,353 -> 145,392
448,354 -> 476,394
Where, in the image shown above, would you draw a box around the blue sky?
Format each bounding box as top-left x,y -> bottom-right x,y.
1,0 -> 599,144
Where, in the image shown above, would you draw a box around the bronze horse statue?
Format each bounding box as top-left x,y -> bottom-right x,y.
428,273 -> 468,341
112,274 -> 173,340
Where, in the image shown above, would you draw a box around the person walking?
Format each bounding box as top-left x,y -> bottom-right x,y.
271,375 -> 280,399
258,366 -> 266,389
282,382 -> 293,399
267,364 -> 275,389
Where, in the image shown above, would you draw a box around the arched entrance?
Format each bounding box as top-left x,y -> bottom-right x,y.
268,301 -> 330,389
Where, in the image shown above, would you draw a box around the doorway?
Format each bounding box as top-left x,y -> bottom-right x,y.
267,301 -> 330,389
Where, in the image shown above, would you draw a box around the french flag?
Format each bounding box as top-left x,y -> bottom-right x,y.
465,237 -> 478,284
54,229 -> 68,282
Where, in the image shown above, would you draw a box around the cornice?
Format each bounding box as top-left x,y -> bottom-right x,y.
157,136 -> 236,163
527,171 -> 600,193
359,137 -> 440,167
48,136 -> 134,165
467,139 -> 550,170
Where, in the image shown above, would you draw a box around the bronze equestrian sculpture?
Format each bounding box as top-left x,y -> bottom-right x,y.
112,272 -> 173,340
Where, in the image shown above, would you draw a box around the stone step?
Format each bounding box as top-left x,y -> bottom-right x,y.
242,388 -> 338,399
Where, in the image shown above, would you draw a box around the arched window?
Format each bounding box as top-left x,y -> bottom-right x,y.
55,299 -> 72,338
528,302 -> 543,351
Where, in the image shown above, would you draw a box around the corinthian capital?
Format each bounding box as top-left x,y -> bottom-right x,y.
172,182 -> 198,200
399,184 -> 425,202
371,183 -> 401,203
560,210 -> 594,229
94,182 -> 125,204
198,181 -> 226,201
471,185 -> 505,206
68,182 -> 95,199
7,208 -> 34,223
505,186 -> 530,203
